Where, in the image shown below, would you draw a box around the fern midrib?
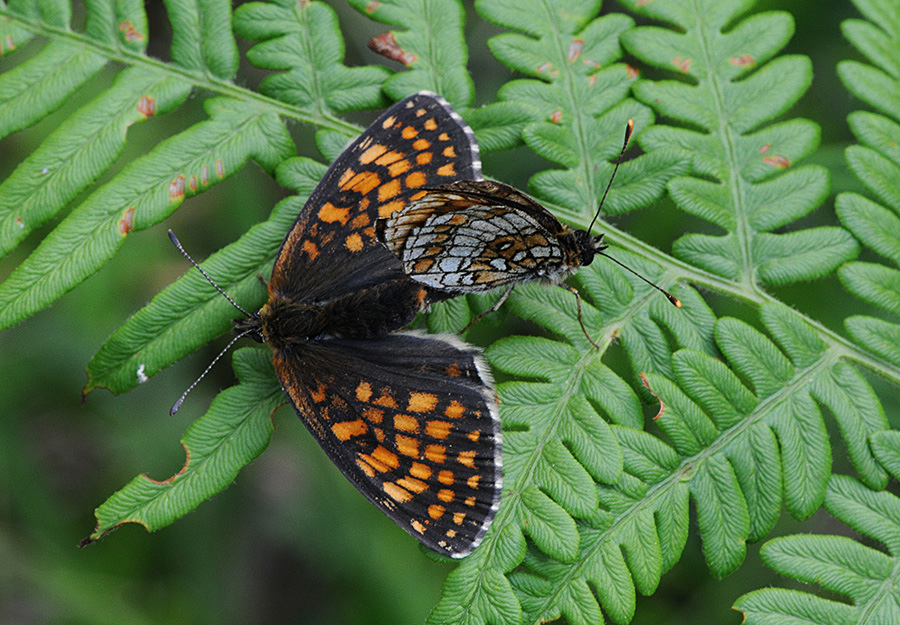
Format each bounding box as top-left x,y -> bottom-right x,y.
521,344 -> 847,625
537,0 -> 600,220
687,0 -> 758,293
0,7 -> 361,135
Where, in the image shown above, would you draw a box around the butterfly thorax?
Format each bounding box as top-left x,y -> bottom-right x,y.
250,279 -> 429,351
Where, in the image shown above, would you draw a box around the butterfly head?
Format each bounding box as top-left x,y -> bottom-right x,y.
572,229 -> 608,267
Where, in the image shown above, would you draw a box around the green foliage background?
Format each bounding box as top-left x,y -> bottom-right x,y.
2,0 -> 899,624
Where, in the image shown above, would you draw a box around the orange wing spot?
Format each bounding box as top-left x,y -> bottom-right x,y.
415,107 -> 427,117
381,115 -> 397,130
372,445 -> 400,469
467,475 -> 481,490
446,362 -> 461,377
445,529 -> 457,538
412,139 -> 431,151
358,453 -> 391,473
356,458 -> 376,478
378,199 -> 407,218
428,504 -> 446,520
345,232 -> 364,252
375,150 -> 406,166
397,476 -> 428,493
364,407 -> 384,424
374,390 -> 398,408
356,381 -> 373,402
359,144 -> 388,165
351,213 -> 371,229
453,512 -> 466,526
383,481 -> 413,503
416,152 -> 433,165
378,177 -> 402,202
310,382 -> 327,403
344,171 -> 382,195
410,190 -> 428,201
374,427 -> 385,442
424,118 -> 437,130
388,158 -> 412,177
457,450 -> 477,468
437,163 -> 456,177
319,202 -> 351,225
394,413 -> 419,433
407,392 -> 439,413
465,496 -> 476,508
425,444 -> 446,464
396,434 -> 419,458
332,419 -> 368,441
467,430 -> 481,443
438,470 -> 454,485
406,171 -> 427,188
442,146 -> 457,158
438,132 -> 450,141
438,488 -> 454,503
402,125 -> 419,139
444,401 -> 465,419
339,167 -> 355,188
411,519 -> 426,534
410,462 -> 431,480
414,259 -> 435,273
118,207 -> 135,236
426,420 -> 452,440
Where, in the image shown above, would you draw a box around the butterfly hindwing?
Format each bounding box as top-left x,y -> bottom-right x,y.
273,332 -> 501,557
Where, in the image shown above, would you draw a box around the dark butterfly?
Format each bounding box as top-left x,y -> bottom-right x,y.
190,92 -> 503,558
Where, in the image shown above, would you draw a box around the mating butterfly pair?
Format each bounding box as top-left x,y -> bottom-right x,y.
192,92 -> 667,557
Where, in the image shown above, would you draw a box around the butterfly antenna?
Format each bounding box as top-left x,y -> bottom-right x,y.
599,251 -> 682,308
587,119 -> 634,234
170,329 -> 255,415
168,229 -> 253,318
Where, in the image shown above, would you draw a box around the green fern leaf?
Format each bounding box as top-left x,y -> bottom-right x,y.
235,0 -> 389,111
837,1 -> 900,370
84,347 -> 283,542
621,0 -> 858,286
83,158 -> 325,396
0,97 -> 293,329
346,0 -> 472,105
735,474 -> 900,625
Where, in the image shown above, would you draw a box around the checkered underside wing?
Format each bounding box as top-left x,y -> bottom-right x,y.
379,185 -> 569,292
270,92 -> 482,302
273,332 -> 502,557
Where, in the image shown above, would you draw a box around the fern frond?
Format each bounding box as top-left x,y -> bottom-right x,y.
735,472 -> 900,625
84,347 -> 283,542
836,0 -> 900,371
0,0 -> 385,330
620,0 -> 858,288
499,303 -> 887,625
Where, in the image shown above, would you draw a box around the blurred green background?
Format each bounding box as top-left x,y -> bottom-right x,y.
0,0 -> 891,624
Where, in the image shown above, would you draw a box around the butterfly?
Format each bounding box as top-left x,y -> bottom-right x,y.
376,122 -> 680,347
223,92 -> 503,558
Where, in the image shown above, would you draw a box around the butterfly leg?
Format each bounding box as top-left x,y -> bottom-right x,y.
460,284 -> 516,335
256,273 -> 268,288
559,284 -> 601,350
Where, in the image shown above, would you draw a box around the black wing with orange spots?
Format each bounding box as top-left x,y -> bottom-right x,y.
268,91 -> 482,312
245,93 -> 501,557
274,332 -> 501,556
